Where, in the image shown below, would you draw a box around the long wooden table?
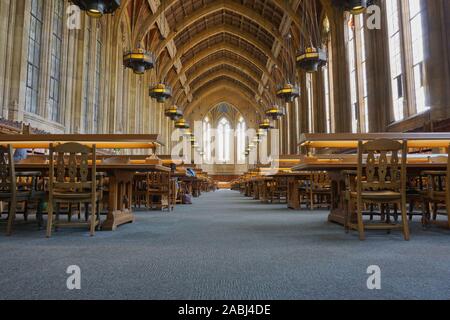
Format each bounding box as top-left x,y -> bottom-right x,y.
1,134 -> 167,230
292,161 -> 447,225
15,163 -> 170,231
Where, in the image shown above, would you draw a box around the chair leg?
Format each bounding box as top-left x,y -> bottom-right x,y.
90,201 -> 96,237
37,200 -> 44,230
344,199 -> 352,234
401,199 -> 410,241
421,199 -> 429,227
46,201 -> 54,238
357,199 -> 365,241
6,200 -> 17,236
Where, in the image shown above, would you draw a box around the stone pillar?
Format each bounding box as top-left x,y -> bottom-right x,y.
425,0 -> 450,122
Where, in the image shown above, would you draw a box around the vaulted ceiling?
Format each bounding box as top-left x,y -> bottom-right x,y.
117,0 -> 331,117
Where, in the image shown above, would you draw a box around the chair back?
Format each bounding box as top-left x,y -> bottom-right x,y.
311,172 -> 330,189
447,145 -> 450,206
357,139 -> 407,193
0,145 -> 15,194
49,143 -> 96,194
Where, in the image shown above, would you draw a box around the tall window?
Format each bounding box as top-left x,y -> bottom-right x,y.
323,64 -> 332,133
93,25 -> 102,133
236,116 -> 246,163
385,0 -> 428,121
346,14 -> 368,133
203,117 -> 212,163
25,0 -> 44,115
83,19 -> 91,132
409,0 -> 427,113
49,0 -> 64,122
217,118 -> 231,163
386,0 -> 404,121
306,73 -> 314,133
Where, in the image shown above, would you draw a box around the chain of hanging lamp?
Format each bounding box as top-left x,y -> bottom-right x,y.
150,0 -> 173,103
296,0 -> 328,73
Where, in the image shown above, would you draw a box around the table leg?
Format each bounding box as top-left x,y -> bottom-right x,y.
102,170 -> 135,231
288,178 -> 301,210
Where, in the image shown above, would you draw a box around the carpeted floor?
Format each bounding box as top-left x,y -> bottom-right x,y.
0,189 -> 449,300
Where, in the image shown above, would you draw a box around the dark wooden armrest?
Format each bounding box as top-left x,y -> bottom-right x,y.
421,171 -> 447,176
16,171 -> 42,177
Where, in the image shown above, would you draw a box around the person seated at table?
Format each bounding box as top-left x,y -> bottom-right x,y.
13,148 -> 28,162
186,168 -> 196,177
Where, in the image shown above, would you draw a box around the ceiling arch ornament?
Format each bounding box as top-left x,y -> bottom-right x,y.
132,0 -> 308,48
153,1 -> 284,59
168,43 -> 276,92
181,79 -> 263,114
184,85 -> 264,125
172,59 -> 265,103
188,71 -> 259,99
159,25 -> 280,81
180,76 -> 269,111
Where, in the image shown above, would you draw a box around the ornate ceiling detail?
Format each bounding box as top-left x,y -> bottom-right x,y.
118,0 -> 330,118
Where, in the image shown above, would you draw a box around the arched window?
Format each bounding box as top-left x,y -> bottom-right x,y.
217,117 -> 231,163
323,16 -> 334,134
346,14 -> 368,133
93,24 -> 102,133
385,0 -> 428,121
48,0 -> 63,123
82,18 -> 91,133
203,117 -> 212,162
25,0 -> 44,115
236,116 -> 246,163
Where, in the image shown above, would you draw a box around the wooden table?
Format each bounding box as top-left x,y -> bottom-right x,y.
1,134 -> 167,230
15,163 -> 170,231
292,162 -> 447,225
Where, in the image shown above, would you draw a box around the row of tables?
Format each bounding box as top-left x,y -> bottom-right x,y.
233,133 -> 450,226
0,134 -> 214,231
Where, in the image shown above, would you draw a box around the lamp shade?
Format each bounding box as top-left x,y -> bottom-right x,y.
150,83 -> 173,103
123,49 -> 155,74
276,83 -> 300,103
296,47 -> 327,73
71,0 -> 120,18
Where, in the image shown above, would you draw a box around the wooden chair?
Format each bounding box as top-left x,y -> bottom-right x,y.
133,173 -> 148,208
269,177 -> 288,203
304,172 -> 332,210
422,149 -> 450,228
47,143 -> 99,237
0,145 -> 45,235
147,172 -> 173,211
345,139 -> 410,241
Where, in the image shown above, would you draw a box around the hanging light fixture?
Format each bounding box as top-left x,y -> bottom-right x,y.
265,105 -> 285,121
275,35 -> 300,103
150,0 -> 172,104
257,128 -> 267,138
71,0 -> 120,18
296,0 -> 328,73
259,119 -> 274,130
333,0 -> 372,15
150,83 -> 173,103
296,47 -> 328,73
276,83 -> 300,103
175,118 -> 190,129
123,48 -> 155,74
164,105 -> 183,121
